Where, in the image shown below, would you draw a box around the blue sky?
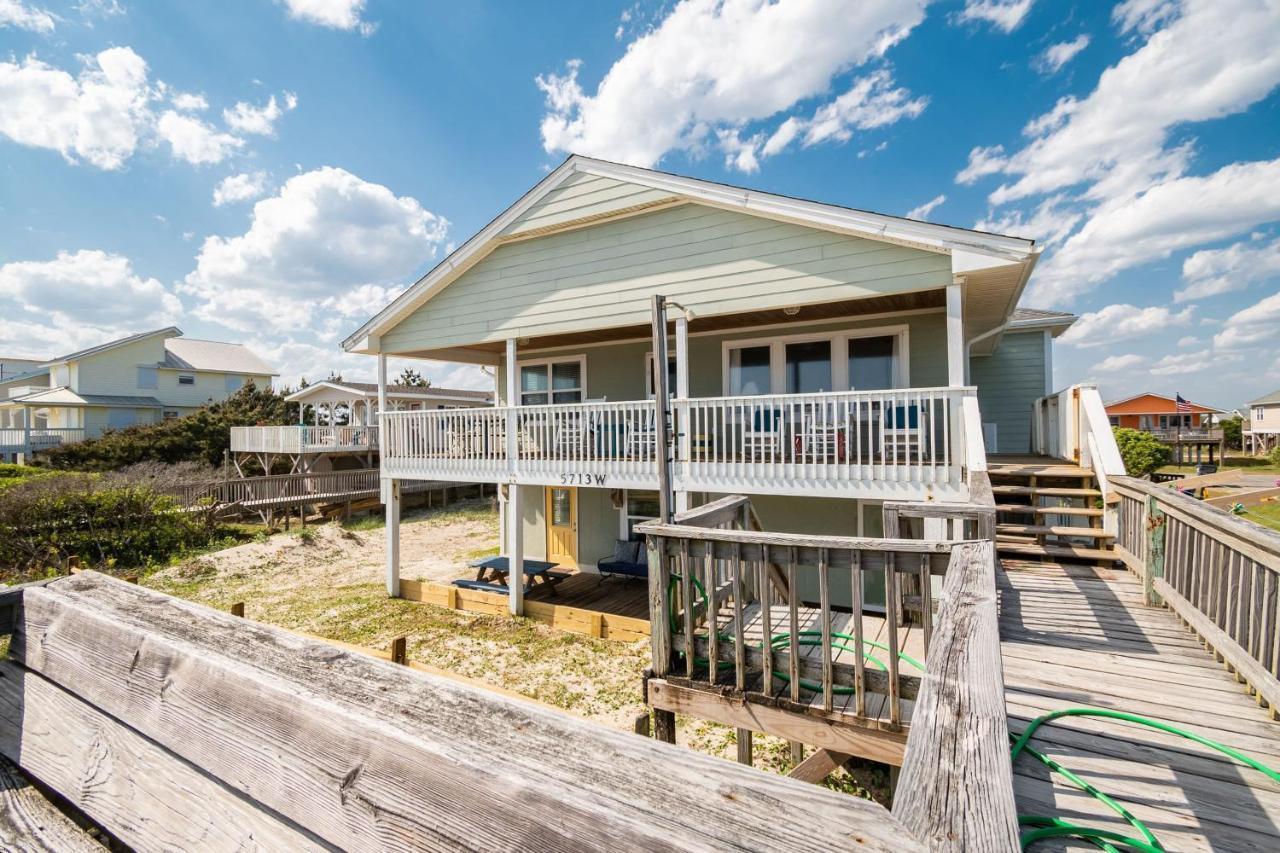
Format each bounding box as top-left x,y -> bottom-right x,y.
1,0 -> 1278,409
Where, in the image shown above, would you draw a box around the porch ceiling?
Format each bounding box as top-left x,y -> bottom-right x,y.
392,288 -> 946,363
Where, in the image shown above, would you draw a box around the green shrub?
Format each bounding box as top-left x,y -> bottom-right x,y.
1113,427 -> 1172,477
0,464 -> 224,583
1269,445 -> 1280,467
1221,415 -> 1243,451
35,382 -> 292,472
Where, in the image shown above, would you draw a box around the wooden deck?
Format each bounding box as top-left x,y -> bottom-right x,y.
1000,558 -> 1280,852
523,571 -> 649,620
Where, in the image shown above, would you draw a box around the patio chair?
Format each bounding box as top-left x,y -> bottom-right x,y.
883,404 -> 924,461
597,539 -> 648,582
743,408 -> 783,461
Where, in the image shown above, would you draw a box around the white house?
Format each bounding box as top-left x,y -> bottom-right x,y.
0,327 -> 276,462
1245,390 -> 1280,455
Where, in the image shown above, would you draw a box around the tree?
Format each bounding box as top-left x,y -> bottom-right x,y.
1113,427 -> 1172,477
395,367 -> 431,388
1221,415 -> 1243,451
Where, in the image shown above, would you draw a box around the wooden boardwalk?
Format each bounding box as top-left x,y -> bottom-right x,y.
1000,558 -> 1280,852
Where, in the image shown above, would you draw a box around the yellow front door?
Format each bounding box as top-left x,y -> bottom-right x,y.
545,487 -> 578,567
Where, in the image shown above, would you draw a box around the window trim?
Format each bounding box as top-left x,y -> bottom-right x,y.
1255,406 -> 1266,421
643,350 -> 678,398
514,354 -> 587,406
177,374 -> 196,386
720,324 -> 910,395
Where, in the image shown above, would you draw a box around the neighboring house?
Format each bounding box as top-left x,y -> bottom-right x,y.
1104,393 -> 1223,438
230,379 -> 493,473
0,356 -> 46,381
1245,390 -> 1280,455
341,155 -> 1082,598
0,327 -> 276,462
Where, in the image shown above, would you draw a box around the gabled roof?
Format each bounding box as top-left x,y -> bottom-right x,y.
1007,307 -> 1076,338
48,327 -> 181,365
162,338 -> 278,376
1104,392 -> 1224,413
3,387 -> 164,408
343,155 -> 1041,353
285,380 -> 492,404
1249,389 -> 1280,406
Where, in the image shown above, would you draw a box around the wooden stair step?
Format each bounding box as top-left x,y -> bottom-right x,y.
986,465 -> 1096,478
992,485 -> 1100,498
996,541 -> 1117,562
997,524 -> 1115,540
994,504 -> 1103,518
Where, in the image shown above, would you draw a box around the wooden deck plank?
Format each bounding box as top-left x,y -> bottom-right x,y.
1000,560 -> 1280,852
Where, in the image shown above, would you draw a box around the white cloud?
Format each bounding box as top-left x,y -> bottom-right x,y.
1177,335 -> 1198,347
0,47 -> 153,170
964,0 -> 1280,206
222,92 -> 297,136
1213,290 -> 1280,351
0,0 -> 55,32
171,91 -> 208,111
1175,235 -> 1280,302
974,194 -> 1081,245
181,167 -> 448,336
1151,348 -> 1241,375
0,250 -> 182,357
1112,0 -> 1180,35
1089,353 -> 1146,373
956,144 -> 1006,185
213,171 -> 270,207
279,0 -> 374,34
156,110 -> 244,165
1060,303 -> 1194,348
1033,34 -> 1089,75
1029,157 -> 1280,304
536,0 -> 928,170
906,194 -> 946,221
954,0 -> 1034,33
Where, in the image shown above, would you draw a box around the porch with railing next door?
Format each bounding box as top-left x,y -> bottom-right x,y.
230,424 -> 379,454
379,386 -> 982,501
0,427 -> 86,455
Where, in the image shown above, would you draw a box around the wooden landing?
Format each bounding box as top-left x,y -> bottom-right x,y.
999,559 -> 1280,852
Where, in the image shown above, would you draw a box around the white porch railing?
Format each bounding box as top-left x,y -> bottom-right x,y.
380,387 -> 978,500
1032,383 -> 1126,499
230,425 -> 379,454
0,428 -> 86,453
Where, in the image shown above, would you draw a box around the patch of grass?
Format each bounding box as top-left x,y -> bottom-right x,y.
465,546 -> 501,561
1242,502 -> 1280,533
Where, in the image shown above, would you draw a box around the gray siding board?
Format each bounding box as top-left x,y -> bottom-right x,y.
970,330 -> 1047,454
502,174 -> 675,236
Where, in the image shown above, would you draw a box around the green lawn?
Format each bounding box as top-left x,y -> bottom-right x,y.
1242,502 -> 1280,534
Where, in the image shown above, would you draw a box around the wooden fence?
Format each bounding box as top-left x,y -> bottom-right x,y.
0,572 -> 922,851
1111,475 -> 1280,715
162,468 -> 470,516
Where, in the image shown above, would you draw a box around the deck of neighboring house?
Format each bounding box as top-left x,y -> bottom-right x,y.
1000,557 -> 1280,851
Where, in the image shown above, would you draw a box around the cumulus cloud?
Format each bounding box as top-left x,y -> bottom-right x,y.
1213,291 -> 1280,351
0,47 -> 153,170
0,250 -> 182,357
279,0 -> 374,34
181,167 -> 448,336
974,194 -> 1081,245
954,0 -> 1034,33
536,0 -> 928,171
212,171 -> 270,207
0,47 -> 294,170
1033,34 -> 1089,75
1175,235 -> 1280,302
1089,353 -> 1146,373
906,194 -> 946,221
0,0 -> 55,32
223,92 -> 298,136
1059,303 -> 1194,348
1151,348 -> 1242,375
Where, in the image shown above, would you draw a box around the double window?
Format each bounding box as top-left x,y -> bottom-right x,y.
724,327 -> 906,396
518,357 -> 585,405
1256,407 -> 1266,421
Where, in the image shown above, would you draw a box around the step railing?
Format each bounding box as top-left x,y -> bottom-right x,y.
1111,476 -> 1280,714
1032,384 -> 1125,503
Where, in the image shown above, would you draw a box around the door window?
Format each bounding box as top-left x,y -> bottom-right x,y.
550,488 -> 573,526
849,335 -> 896,390
785,340 -> 832,394
728,345 -> 771,395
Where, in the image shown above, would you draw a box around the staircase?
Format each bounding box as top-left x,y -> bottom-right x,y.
987,457 -> 1117,567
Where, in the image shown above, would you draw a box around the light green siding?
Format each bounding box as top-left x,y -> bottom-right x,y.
970,329 -> 1048,454
501,173 -> 676,237
72,335 -> 168,396
160,371 -> 271,408
384,203 -> 951,353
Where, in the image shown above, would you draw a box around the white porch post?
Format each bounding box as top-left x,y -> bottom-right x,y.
378,353 -> 400,597
947,278 -> 965,387
505,338 -> 524,616
674,315 -> 690,514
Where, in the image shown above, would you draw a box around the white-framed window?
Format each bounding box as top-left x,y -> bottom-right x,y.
178,374 -> 195,386
1256,407 -> 1266,421
722,325 -> 908,395
137,366 -> 158,389
225,374 -> 243,392
517,356 -> 585,405
1108,416 -> 1120,426
619,489 -> 660,540
163,410 -> 179,420
644,351 -> 678,398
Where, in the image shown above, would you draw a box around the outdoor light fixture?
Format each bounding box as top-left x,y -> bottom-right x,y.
783,306 -> 801,317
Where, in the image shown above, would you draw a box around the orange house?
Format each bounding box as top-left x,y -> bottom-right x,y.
1105,393 -> 1222,432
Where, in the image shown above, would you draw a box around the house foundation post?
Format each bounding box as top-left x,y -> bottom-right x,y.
674,313 -> 690,514
946,278 -> 965,387
505,338 -> 524,617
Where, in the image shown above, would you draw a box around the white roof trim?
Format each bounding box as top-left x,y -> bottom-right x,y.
342,155 -> 1037,352
285,381 -> 490,404
1104,392 -> 1224,412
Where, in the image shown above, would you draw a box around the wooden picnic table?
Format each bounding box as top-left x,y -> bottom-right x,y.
462,556 -> 568,595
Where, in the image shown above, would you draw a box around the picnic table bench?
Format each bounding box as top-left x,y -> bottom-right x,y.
457,556 -> 570,596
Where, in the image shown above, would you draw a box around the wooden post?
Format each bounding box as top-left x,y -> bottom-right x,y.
946,279 -> 964,387
385,478 -> 401,597
230,602 -> 245,618
647,535 -> 676,744
390,636 -> 408,665
674,313 -> 690,515
737,729 -> 753,766
650,295 -> 673,525
1144,495 -> 1167,607
632,712 -> 651,737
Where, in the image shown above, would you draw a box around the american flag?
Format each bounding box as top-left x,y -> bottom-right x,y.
1176,393 -> 1192,413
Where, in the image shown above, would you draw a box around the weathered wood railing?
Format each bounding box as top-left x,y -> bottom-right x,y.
161,469 -> 455,514
1111,475 -> 1280,715
0,572 -> 921,851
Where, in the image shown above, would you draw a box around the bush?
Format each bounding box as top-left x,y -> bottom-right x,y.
0,464 -> 224,583
1270,445 -> 1280,467
1114,427 -> 1172,477
35,382 -> 292,472
1221,415 -> 1243,451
